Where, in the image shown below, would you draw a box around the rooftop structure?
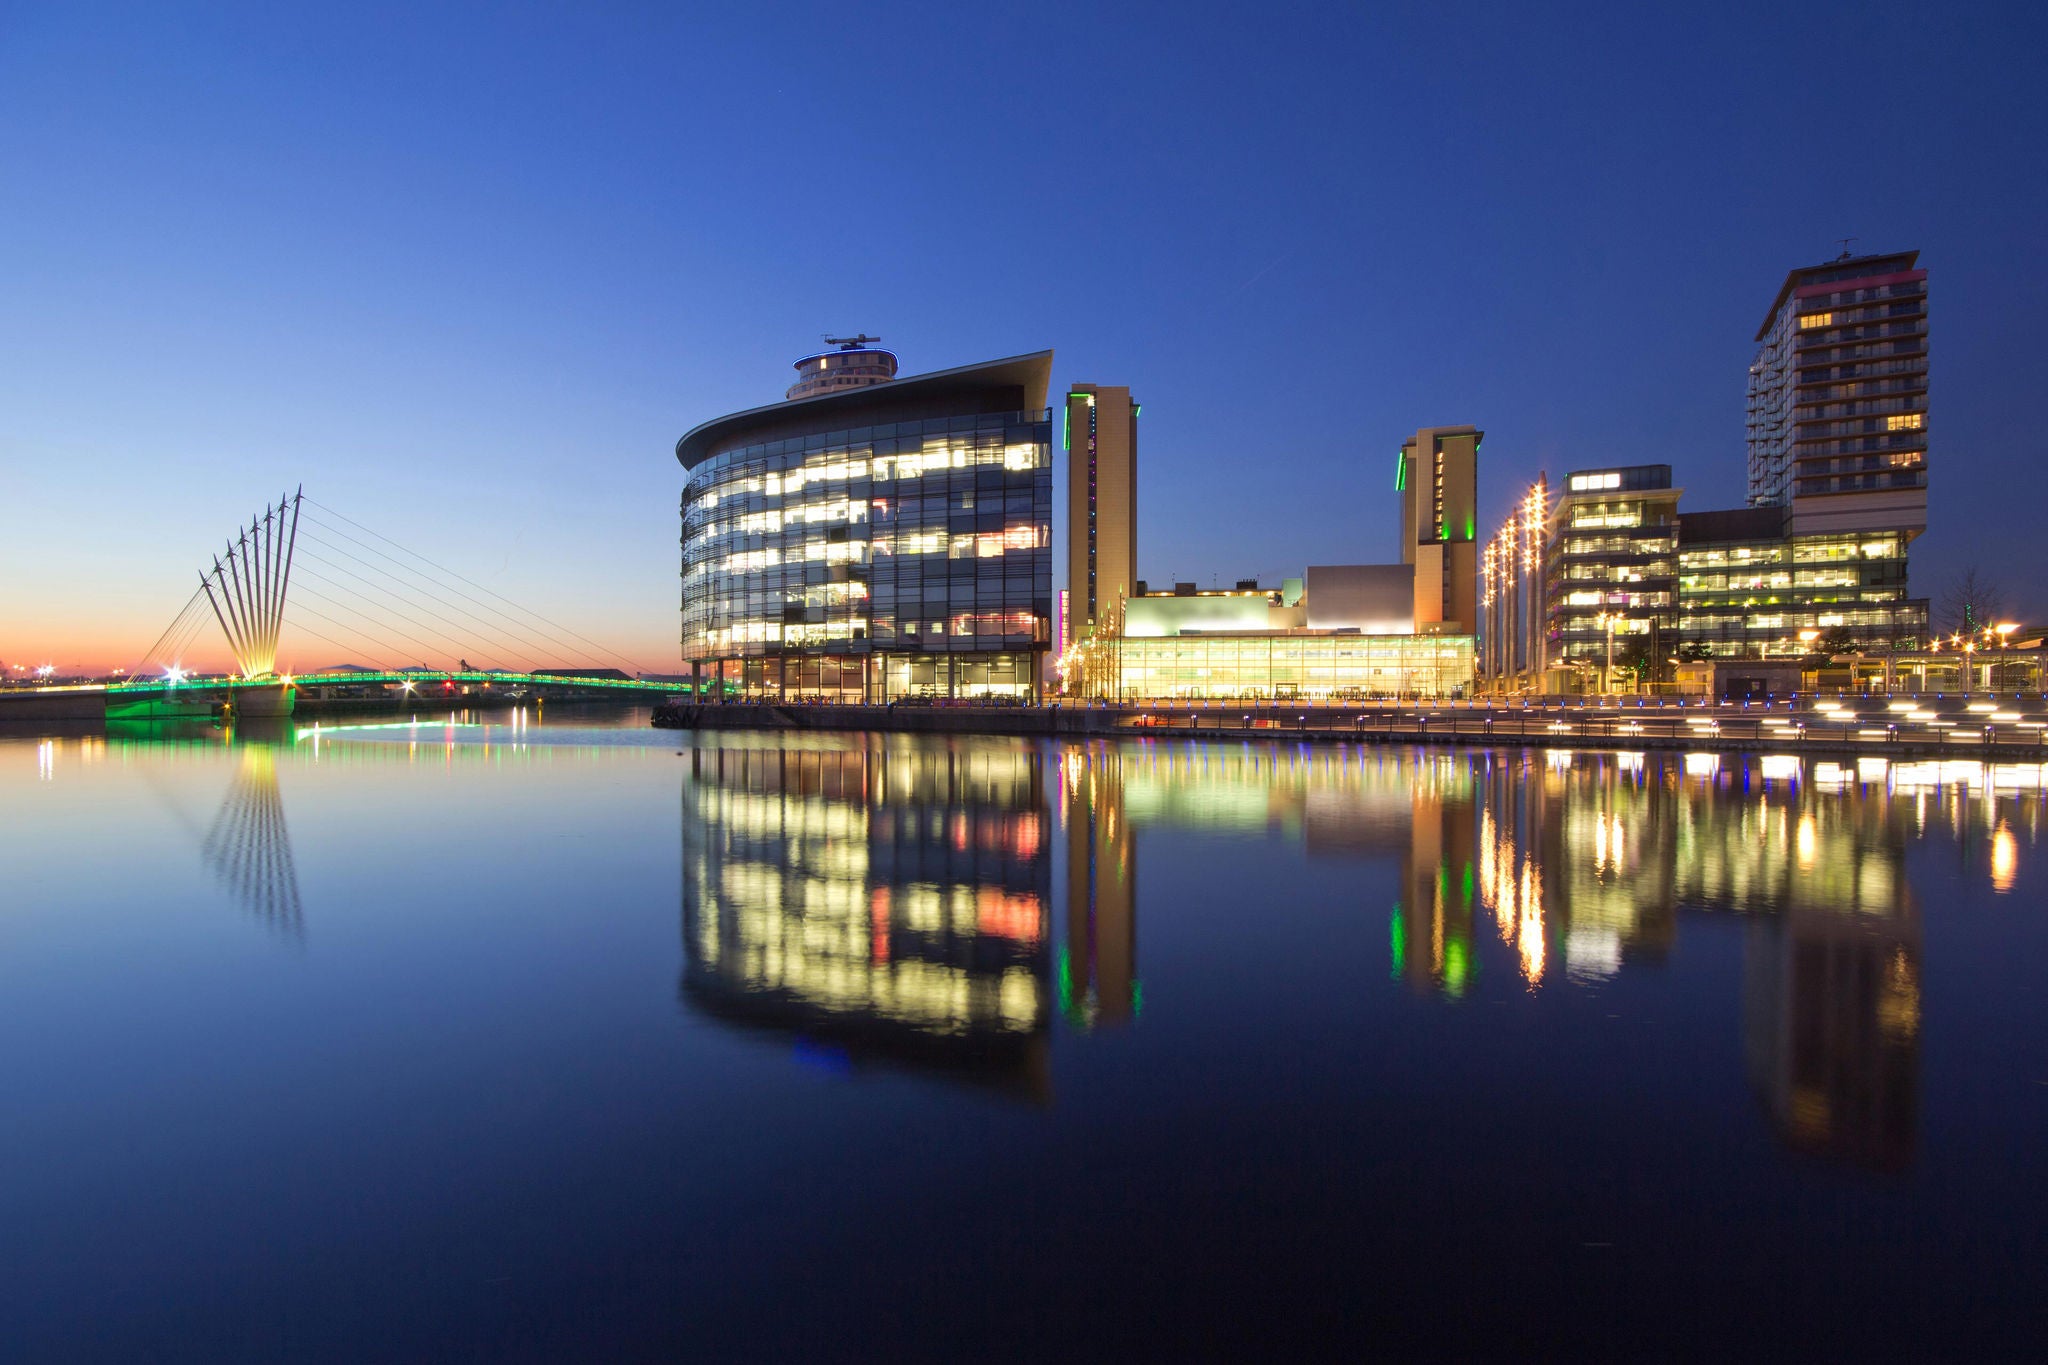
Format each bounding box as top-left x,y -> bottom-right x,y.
785,335 -> 899,402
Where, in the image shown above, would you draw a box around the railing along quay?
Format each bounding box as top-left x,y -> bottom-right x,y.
658,695 -> 2048,759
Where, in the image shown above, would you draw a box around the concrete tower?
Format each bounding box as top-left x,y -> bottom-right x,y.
1399,426 -> 1480,633
1064,385 -> 1138,643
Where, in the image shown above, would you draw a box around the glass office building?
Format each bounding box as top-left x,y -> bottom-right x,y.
676,352 -> 1055,700
1675,506 -> 1926,657
1542,464 -> 1683,682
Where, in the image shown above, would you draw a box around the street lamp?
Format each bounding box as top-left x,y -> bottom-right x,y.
1994,622 -> 2018,690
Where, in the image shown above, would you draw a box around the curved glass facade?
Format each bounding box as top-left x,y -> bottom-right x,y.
682,409 -> 1053,698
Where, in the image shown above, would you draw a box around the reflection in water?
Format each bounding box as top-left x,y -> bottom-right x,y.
679,739 -> 1053,1098
1059,746 -> 1136,1028
1040,744 -> 2007,1172
1744,901 -> 1920,1171
201,745 -> 306,938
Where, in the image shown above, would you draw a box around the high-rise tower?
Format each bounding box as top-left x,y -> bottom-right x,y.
1399,426 -> 1480,632
1064,385 -> 1137,643
1747,251 -> 1927,537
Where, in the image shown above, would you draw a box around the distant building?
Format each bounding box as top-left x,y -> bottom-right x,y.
1399,426 -> 1481,633
676,349 -> 1055,700
1064,385 -> 1138,644
1747,250 -> 1927,537
1541,465 -> 1682,685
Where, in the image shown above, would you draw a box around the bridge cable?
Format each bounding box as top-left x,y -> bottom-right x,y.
291,538 -> 577,669
282,588 -> 449,666
288,583 -> 476,669
132,586 -> 213,676
302,498 -> 649,674
296,513 -> 631,673
296,519 -> 619,672
290,559 -> 517,669
277,614 -> 415,670
290,573 -> 538,675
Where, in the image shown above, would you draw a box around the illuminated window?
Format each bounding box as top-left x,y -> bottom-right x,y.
1886,412 -> 1923,431
1799,312 -> 1833,329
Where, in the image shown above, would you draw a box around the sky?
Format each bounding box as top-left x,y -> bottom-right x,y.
3,0 -> 2043,673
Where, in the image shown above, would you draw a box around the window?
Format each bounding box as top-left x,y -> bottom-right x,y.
1798,312 -> 1833,329
1886,412 -> 1923,431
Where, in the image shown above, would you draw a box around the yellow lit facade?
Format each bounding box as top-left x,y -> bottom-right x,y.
1109,632 -> 1474,700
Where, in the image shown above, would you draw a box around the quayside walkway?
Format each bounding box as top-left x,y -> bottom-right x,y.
655,694 -> 2048,760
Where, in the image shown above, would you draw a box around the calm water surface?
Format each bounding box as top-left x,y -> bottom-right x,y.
2,709 -> 2046,1359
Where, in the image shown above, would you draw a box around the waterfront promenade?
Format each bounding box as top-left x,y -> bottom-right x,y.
658,693 -> 2048,759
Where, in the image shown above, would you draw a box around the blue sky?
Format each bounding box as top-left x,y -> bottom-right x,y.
3,1 -> 2042,669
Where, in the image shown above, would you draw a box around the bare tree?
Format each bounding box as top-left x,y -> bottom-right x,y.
1938,566 -> 2008,637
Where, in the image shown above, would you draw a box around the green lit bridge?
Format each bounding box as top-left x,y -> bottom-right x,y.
0,492 -> 679,724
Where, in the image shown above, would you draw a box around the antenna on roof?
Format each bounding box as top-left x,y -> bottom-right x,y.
823,334 -> 881,350
1835,237 -> 1858,261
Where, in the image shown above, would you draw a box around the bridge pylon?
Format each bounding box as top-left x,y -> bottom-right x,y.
199,489 -> 302,680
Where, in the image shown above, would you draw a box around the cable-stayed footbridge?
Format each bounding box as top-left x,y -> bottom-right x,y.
5,491 -> 673,722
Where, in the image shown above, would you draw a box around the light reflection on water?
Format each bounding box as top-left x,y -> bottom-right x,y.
4,719 -> 2046,1357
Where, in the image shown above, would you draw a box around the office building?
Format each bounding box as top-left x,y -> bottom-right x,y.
1064,384 -> 1138,645
676,348 -> 1055,700
1542,465 -> 1682,686
1748,250 -> 1927,537
1675,507 -> 1925,658
1399,426 -> 1481,632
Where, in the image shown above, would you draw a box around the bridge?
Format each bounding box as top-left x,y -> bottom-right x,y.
2,491 -> 675,723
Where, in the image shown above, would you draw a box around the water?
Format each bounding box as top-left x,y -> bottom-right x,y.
3,710 -> 2045,1359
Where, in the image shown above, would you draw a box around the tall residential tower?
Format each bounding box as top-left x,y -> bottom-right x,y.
1064,385 -> 1137,644
1747,250 -> 1927,537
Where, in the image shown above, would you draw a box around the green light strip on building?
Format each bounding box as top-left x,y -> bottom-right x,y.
1394,452 -> 1407,492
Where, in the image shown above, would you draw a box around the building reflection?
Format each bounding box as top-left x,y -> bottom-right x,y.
1472,748 -> 1923,1170
669,733 -> 2048,1166
1742,899 -> 1919,1171
1081,740 -> 1938,1169
679,738 -> 1053,1099
1070,744 -> 1486,998
1058,745 -> 1136,1027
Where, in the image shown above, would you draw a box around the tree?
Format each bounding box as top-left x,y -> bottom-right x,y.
1614,634 -> 1654,688
1676,642 -> 1714,662
1939,566 -> 2007,637
1813,626 -> 1860,657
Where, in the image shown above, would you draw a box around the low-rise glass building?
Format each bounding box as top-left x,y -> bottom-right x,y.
676,352 -> 1054,700
1113,631 -> 1474,699
1074,579 -> 1475,701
